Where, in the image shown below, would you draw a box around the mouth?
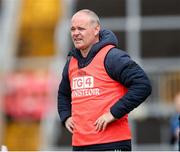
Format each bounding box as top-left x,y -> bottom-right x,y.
74,38 -> 82,43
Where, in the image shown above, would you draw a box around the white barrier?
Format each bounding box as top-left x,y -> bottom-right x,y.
1,145 -> 8,152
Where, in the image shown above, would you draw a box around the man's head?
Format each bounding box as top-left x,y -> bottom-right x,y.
71,9 -> 101,56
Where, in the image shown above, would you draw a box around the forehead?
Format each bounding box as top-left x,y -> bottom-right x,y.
71,13 -> 92,26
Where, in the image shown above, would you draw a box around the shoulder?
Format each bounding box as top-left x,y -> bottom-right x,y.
62,56 -> 72,76
104,47 -> 132,81
107,47 -> 129,58
105,47 -> 131,67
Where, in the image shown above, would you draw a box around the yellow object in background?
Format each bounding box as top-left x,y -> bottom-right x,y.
17,0 -> 62,57
161,72 -> 180,102
3,120 -> 41,151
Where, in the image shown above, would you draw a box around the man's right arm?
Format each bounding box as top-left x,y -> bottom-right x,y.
57,60 -> 72,125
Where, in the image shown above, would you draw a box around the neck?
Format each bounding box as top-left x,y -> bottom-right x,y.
80,46 -> 92,58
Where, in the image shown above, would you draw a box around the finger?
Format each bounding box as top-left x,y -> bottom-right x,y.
94,122 -> 99,131
65,123 -> 74,134
69,121 -> 75,128
96,124 -> 101,132
95,123 -> 100,131
70,122 -> 75,130
68,126 -> 73,134
94,114 -> 104,124
97,120 -> 105,132
94,119 -> 99,130
68,123 -> 74,133
94,118 -> 101,129
102,122 -> 107,131
94,118 -> 100,126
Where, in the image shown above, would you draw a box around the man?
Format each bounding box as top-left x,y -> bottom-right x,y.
58,9 -> 152,151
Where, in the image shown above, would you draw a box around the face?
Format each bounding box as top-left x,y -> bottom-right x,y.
71,12 -> 100,51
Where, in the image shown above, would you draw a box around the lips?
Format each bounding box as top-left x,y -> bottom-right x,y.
74,38 -> 82,43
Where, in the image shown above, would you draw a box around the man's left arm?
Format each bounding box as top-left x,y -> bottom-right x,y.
105,48 -> 152,119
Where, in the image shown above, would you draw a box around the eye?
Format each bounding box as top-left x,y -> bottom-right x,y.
78,27 -> 85,31
71,27 -> 75,32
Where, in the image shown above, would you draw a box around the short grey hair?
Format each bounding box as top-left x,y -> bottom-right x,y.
75,9 -> 100,26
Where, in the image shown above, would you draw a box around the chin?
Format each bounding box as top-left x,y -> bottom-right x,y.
75,45 -> 84,50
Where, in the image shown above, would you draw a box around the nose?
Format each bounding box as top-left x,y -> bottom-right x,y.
73,29 -> 80,36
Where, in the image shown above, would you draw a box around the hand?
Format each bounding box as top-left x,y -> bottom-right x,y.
94,112 -> 116,132
65,117 -> 74,134
175,128 -> 180,140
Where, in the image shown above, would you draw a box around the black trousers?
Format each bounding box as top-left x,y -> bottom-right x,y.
73,139 -> 131,151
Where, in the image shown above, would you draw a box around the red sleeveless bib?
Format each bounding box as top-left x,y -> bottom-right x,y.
68,45 -> 131,146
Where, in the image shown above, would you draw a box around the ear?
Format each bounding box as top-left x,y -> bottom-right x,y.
94,25 -> 100,36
